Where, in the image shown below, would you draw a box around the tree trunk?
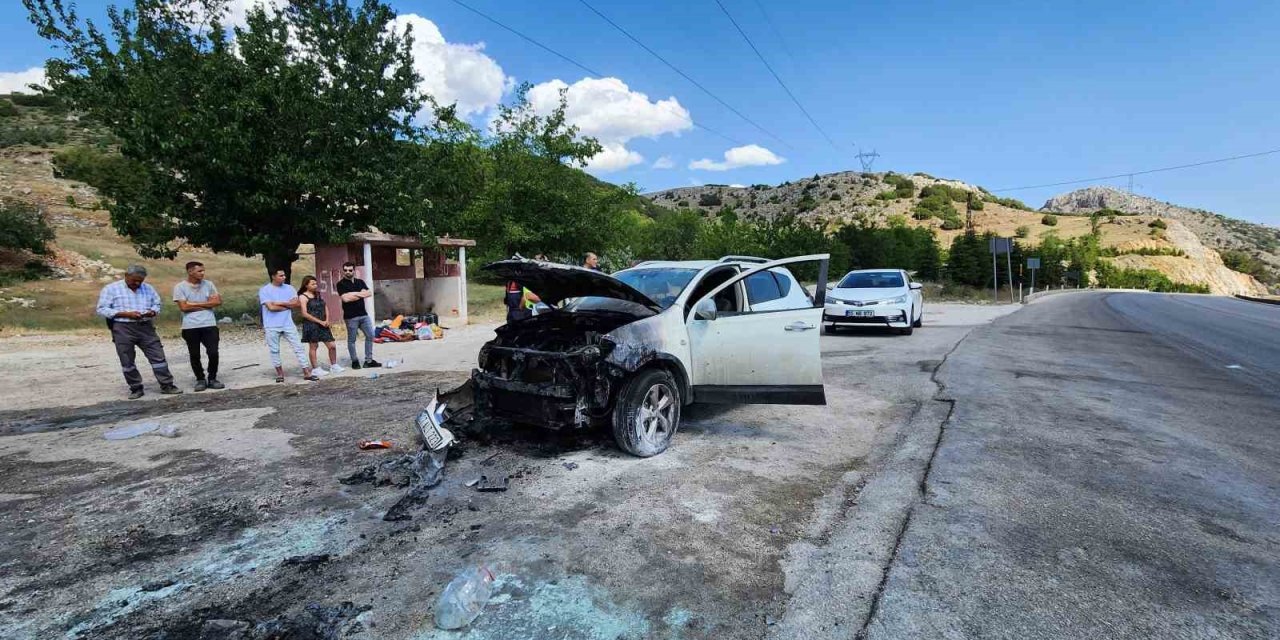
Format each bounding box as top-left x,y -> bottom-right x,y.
263,244 -> 300,284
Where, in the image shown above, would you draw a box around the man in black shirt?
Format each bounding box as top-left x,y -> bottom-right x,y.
335,262 -> 381,369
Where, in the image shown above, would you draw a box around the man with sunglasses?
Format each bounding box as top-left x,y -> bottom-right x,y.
335,261 -> 380,369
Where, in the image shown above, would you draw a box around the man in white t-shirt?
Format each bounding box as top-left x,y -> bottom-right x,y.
259,268 -> 315,383
173,261 -> 224,391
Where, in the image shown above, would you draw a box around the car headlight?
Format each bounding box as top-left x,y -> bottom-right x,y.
886,295 -> 908,305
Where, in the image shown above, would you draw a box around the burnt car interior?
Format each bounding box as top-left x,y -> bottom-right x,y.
683,266 -> 743,316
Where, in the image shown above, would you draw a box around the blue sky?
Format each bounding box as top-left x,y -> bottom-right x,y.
2,0 -> 1278,225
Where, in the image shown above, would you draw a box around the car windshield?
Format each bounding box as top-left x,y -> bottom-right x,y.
562,267 -> 699,313
838,272 -> 904,288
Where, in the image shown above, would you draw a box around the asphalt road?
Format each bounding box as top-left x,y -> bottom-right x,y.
864,292 -> 1280,639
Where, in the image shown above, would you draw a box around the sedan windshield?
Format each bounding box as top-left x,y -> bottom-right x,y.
838,272 -> 904,288
562,267 -> 699,313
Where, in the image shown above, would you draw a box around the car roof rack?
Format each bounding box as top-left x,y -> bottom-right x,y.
718,255 -> 769,264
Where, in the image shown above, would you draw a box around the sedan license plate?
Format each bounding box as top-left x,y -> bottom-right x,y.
846,309 -> 874,317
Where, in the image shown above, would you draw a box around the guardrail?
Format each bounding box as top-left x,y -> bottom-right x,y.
1023,288 -> 1146,304
1235,294 -> 1280,306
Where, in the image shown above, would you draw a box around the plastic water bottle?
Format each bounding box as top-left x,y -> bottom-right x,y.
103,422 -> 159,440
385,359 -> 401,369
368,372 -> 379,380
434,565 -> 495,630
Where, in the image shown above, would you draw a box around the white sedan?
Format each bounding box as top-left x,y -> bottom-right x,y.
823,269 -> 924,335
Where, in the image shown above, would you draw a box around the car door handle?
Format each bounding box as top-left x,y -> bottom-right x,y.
785,321 -> 815,332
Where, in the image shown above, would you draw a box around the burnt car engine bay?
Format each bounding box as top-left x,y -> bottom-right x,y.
474,311 -> 640,429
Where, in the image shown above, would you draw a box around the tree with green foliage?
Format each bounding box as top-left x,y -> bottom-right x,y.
1015,225 -> 1030,238
1041,214 -> 1059,226
946,230 -> 992,287
642,209 -> 703,261
1148,218 -> 1167,230
0,198 -> 55,255
26,0 -> 430,279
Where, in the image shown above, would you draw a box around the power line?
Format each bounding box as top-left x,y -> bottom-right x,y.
750,0 -> 796,63
991,147 -> 1280,192
712,0 -> 843,152
447,0 -> 745,146
575,0 -> 792,150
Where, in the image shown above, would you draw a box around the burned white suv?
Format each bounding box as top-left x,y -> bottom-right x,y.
420,255 -> 829,457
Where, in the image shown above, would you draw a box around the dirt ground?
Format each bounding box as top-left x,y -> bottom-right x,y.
0,304 -> 1015,639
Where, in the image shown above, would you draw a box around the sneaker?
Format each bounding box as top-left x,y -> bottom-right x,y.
160,385 -> 184,395
313,368 -> 329,376
350,361 -> 362,370
207,379 -> 225,390
194,380 -> 208,392
329,364 -> 346,373
128,389 -> 144,400
305,374 -> 320,382
364,359 -> 382,368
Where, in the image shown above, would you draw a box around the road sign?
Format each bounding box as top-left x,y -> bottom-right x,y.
1027,257 -> 1041,269
989,237 -> 1012,255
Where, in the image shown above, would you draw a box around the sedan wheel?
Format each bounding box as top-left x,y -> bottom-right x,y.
613,369 -> 681,457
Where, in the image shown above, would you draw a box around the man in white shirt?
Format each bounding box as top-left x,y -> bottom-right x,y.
258,268 -> 315,383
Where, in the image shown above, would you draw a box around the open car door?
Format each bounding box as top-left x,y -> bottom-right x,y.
686,255 -> 829,405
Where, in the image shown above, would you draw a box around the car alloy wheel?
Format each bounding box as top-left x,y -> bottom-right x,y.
613,368 -> 681,457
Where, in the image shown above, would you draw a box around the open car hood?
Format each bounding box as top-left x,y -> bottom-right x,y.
482,260 -> 661,311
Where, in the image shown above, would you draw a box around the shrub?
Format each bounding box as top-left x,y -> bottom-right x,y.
0,124 -> 67,148
767,195 -> 781,205
1041,214 -> 1058,226
797,195 -> 818,212
698,193 -> 723,207
1148,218 -> 1167,230
52,146 -> 147,198
0,100 -> 17,117
829,193 -> 842,201
0,198 -> 56,255
967,192 -> 984,210
882,173 -> 916,199
940,216 -> 965,230
3,93 -> 61,108
919,184 -> 969,202
1015,225 -> 1030,238
984,195 -> 1032,211
912,194 -> 957,220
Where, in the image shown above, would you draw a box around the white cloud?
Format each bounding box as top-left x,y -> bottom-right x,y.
388,14 -> 509,117
652,155 -> 675,170
689,144 -> 785,171
528,77 -> 692,173
0,67 -> 46,94
588,143 -> 645,172
729,184 -> 746,188
186,0 -> 284,30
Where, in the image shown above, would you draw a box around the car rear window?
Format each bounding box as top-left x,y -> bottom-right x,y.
745,271 -> 783,304
838,272 -> 904,288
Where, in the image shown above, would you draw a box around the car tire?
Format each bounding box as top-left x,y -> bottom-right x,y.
913,308 -> 923,328
612,368 -> 681,458
900,309 -> 914,335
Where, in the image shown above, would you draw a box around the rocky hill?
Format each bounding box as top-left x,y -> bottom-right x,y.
1043,186 -> 1280,289
645,173 -> 1272,296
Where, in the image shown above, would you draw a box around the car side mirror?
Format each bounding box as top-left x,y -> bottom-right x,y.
694,298 -> 717,321
909,282 -> 923,291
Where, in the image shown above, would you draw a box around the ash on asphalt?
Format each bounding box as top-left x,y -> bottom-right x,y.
0,304 -> 1014,639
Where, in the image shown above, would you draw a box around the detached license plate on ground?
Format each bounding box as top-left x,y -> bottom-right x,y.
846,309 -> 874,317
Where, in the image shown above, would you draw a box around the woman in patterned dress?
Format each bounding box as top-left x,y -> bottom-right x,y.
297,276 -> 343,375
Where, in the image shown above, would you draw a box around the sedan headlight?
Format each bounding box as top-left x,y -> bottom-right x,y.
886,295 -> 908,305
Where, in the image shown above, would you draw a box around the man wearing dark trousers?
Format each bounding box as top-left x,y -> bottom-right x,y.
335,261 -> 380,370
96,265 -> 183,399
173,261 -> 224,391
